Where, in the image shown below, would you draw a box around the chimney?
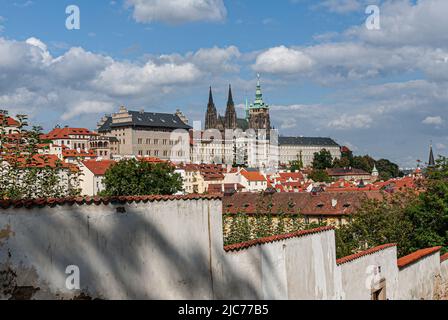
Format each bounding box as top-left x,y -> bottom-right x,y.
332,199 -> 338,208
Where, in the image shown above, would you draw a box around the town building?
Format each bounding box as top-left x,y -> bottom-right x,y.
97,106 -> 191,162
79,160 -> 116,196
326,167 -> 374,183
0,113 -> 21,135
278,136 -> 342,168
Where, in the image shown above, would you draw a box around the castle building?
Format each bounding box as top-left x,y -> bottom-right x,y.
200,76 -> 274,168
247,74 -> 271,131
205,85 -> 248,131
97,106 -> 191,161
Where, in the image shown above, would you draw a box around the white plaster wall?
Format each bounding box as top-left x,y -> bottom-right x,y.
397,253 -> 441,300
338,247 -> 399,300
214,230 -> 342,300
0,199 -> 223,300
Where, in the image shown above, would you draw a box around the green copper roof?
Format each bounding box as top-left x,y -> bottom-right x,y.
250,74 -> 269,110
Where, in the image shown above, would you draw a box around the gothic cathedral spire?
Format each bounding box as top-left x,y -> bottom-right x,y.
428,142 -> 435,168
224,85 -> 237,129
205,87 -> 218,130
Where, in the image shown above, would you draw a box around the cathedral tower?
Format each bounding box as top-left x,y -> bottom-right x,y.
248,74 -> 271,131
224,85 -> 237,129
205,87 -> 218,130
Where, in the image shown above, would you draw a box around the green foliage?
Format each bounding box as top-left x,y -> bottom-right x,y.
0,113 -> 81,200
308,169 -> 333,183
336,156 -> 448,258
312,149 -> 333,170
289,151 -> 304,172
333,151 -> 401,181
100,159 -> 183,196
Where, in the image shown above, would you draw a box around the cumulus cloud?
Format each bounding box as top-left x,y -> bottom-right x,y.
62,101 -> 114,121
422,116 -> 443,125
253,46 -> 314,74
125,0 -> 227,24
0,37 -> 233,122
346,0 -> 448,48
328,114 -> 373,130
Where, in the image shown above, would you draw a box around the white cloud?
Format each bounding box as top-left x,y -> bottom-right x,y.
62,101 -> 114,120
253,46 -> 314,74
422,116 -> 443,125
125,0 -> 227,24
436,143 -> 446,150
328,114 -> 373,130
191,46 -> 241,73
0,37 -> 227,121
347,0 -> 448,48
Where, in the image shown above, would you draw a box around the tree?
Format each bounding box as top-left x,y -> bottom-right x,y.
312,149 -> 333,170
101,159 -> 183,196
289,151 -> 304,172
0,113 -> 81,200
336,156 -> 448,258
308,169 -> 333,183
376,158 -> 401,180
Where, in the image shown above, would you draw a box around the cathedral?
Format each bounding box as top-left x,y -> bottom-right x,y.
205,75 -> 271,132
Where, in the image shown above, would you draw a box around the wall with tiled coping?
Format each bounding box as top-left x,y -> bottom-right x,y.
0,196 -> 446,300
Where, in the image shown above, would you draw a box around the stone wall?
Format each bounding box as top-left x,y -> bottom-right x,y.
0,196 -> 446,300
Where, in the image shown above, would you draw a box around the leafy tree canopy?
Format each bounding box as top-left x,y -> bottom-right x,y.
312,149 -> 333,170
101,159 -> 183,196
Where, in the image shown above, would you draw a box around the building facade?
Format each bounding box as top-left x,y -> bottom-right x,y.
97,106 -> 191,162
279,136 -> 342,168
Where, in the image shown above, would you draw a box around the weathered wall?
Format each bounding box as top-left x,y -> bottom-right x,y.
0,197 -> 446,300
338,247 -> 399,300
0,198 -> 223,300
215,230 -> 342,300
439,259 -> 448,300
397,254 -> 441,300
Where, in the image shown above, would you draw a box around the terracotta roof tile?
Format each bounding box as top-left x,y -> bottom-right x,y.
0,194 -> 222,210
82,160 -> 116,175
441,253 -> 448,263
336,244 -> 397,265
241,170 -> 266,182
223,191 -> 384,216
397,246 -> 442,269
224,226 -> 334,252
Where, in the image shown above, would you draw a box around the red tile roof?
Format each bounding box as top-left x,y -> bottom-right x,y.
0,194 -> 222,210
223,191 -> 384,216
397,246 -> 442,269
441,253 -> 448,263
208,183 -> 245,194
241,170 -> 266,182
336,244 -> 397,265
278,172 -> 304,181
41,127 -> 96,140
224,226 -> 334,252
63,148 -> 97,158
0,114 -> 20,127
82,160 -> 116,175
4,154 -> 74,170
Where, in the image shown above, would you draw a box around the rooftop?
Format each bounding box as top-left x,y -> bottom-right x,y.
279,136 -> 340,147
98,109 -> 191,132
397,246 -> 442,269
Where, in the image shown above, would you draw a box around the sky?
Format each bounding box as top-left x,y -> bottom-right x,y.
0,0 -> 447,168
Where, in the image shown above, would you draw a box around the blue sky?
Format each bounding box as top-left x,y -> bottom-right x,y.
0,0 -> 447,167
